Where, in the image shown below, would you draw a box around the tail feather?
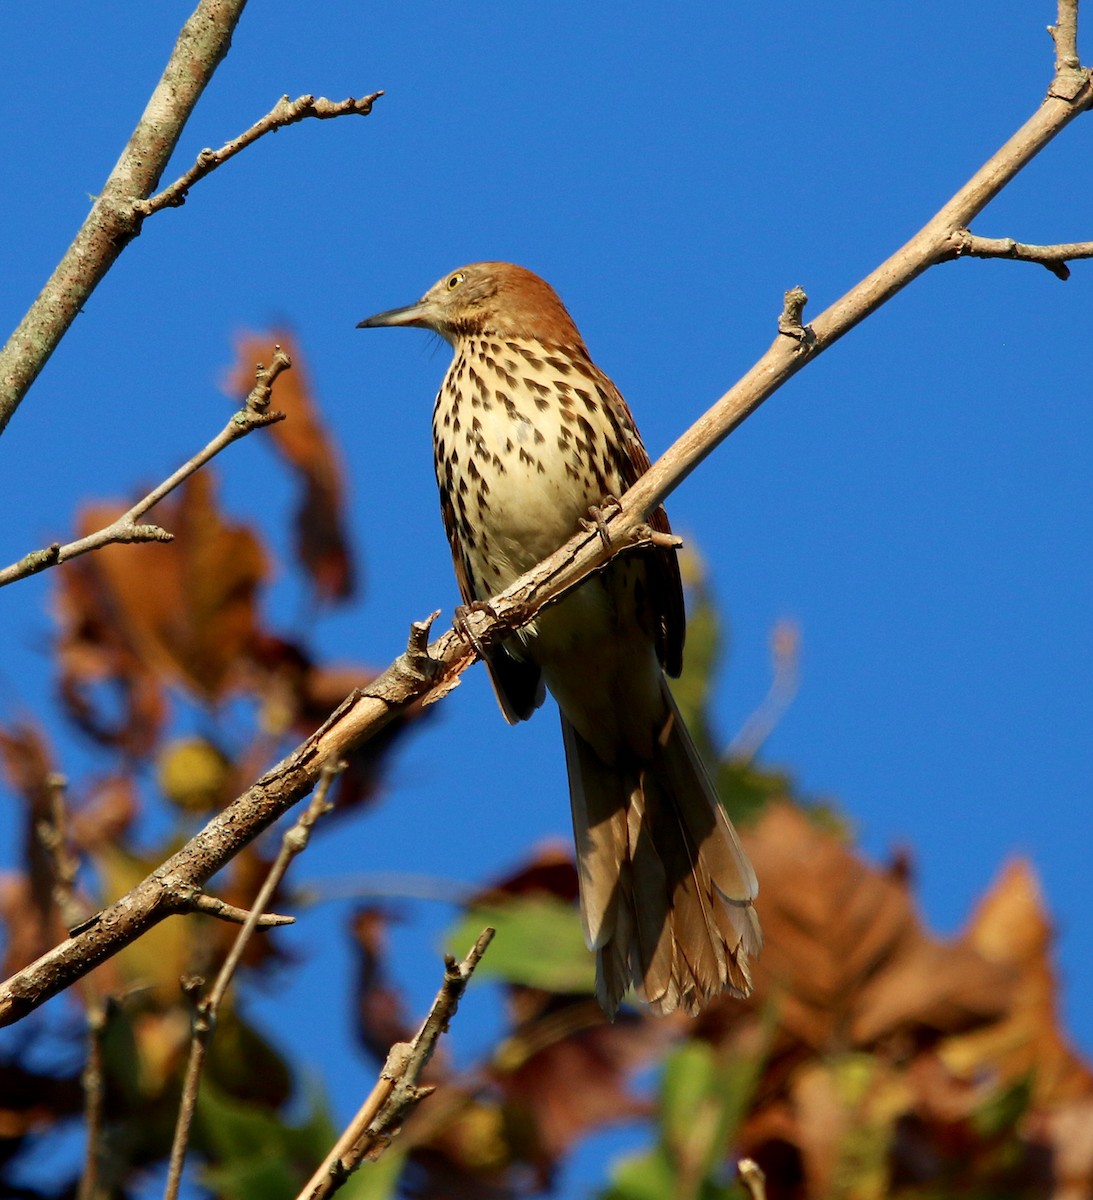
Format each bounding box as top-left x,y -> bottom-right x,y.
625,778 -> 681,1009
561,686 -> 760,1019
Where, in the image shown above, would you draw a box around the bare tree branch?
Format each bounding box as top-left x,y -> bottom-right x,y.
298,927 -> 495,1200
139,92 -> 384,214
163,762 -> 341,1200
0,3 -> 1090,1029
0,347 -> 290,588
946,230 -> 1093,280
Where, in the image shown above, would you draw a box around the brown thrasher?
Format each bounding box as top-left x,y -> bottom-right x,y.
359,262 -> 760,1016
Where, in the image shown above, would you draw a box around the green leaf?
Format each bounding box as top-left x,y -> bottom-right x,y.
972,1073 -> 1033,1138
195,1077 -> 340,1199
661,1041 -> 717,1150
599,1146 -> 677,1200
445,895 -> 594,993
201,1154 -> 301,1200
334,1148 -> 407,1200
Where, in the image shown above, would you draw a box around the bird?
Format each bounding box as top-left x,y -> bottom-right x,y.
358,262 -> 760,1017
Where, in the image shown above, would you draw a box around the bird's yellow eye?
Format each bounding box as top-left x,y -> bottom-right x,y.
447,272 -> 465,290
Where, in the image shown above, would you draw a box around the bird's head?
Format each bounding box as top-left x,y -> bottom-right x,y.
357,261 -> 585,347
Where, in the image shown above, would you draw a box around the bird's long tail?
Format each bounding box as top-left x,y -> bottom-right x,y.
562,683 -> 761,1018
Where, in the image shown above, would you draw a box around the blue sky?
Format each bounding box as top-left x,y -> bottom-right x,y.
2,2 -> 1091,1194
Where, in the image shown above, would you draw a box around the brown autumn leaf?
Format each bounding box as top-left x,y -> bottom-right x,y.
494,1001 -> 662,1176
0,873 -> 50,980
0,1060 -> 83,1142
69,773 -> 139,851
946,858 -> 1093,1105
349,906 -> 415,1063
726,802 -> 1015,1051
54,547 -> 168,755
696,803 -> 1091,1199
63,471 -> 267,709
0,723 -> 64,965
472,848 -> 668,1172
225,328 -> 357,604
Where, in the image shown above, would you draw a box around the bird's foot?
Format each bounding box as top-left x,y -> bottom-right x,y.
580,495 -> 623,549
453,599 -> 497,659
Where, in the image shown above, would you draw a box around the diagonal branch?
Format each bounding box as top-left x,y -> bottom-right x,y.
0,0 -> 246,436
0,2 -> 1089,1028
139,92 -> 383,214
0,348 -> 290,589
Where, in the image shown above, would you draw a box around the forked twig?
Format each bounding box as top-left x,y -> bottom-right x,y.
0,349 -> 289,589
298,928 -> 495,1200
139,93 -> 384,214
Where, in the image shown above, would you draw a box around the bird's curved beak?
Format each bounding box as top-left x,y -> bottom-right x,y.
356,301 -> 429,329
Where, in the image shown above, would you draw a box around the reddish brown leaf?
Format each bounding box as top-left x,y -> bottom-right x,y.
0,724 -> 63,962
948,859 -> 1093,1105
0,873 -> 51,978
349,906 -> 414,1062
494,1001 -> 662,1172
69,773 -> 139,851
225,329 -> 357,604
54,548 -> 168,755
59,471 -> 268,718
469,842 -> 582,909
725,802 -> 1015,1051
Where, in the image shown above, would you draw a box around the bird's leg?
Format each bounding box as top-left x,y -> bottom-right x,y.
580,495 -> 623,549
453,599 -> 497,659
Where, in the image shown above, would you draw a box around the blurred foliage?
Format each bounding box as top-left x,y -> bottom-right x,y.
2,331 -> 1093,1199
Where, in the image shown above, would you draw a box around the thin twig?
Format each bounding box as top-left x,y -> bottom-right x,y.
186,891 -> 295,927
1051,0 -> 1082,74
37,773 -> 83,932
162,761 -> 341,1200
36,775 -> 112,1200
77,999 -> 111,1200
0,348 -> 289,589
298,927 -> 495,1200
139,92 -> 384,215
737,1157 -> 767,1200
727,620 -> 801,763
1,2 -> 1091,1029
947,230 -> 1093,280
